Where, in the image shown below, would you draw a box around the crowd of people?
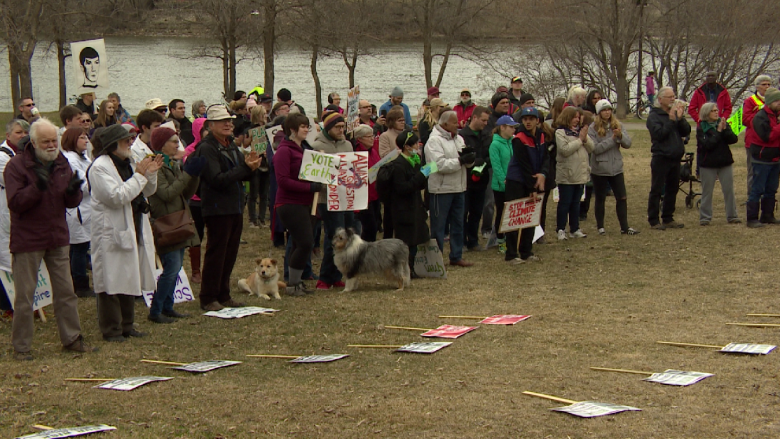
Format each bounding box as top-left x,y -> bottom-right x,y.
3,71 -> 779,360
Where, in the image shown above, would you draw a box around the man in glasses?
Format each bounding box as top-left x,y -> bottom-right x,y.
145,98 -> 168,116
14,98 -> 40,125
357,99 -> 386,136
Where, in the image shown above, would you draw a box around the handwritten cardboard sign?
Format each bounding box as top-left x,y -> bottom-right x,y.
499,194 -> 543,233
1,263 -> 53,311
480,315 -> 531,325
414,240 -> 447,279
203,307 -> 278,319
327,152 -> 369,211
265,125 -> 283,146
396,342 -> 452,354
720,343 -> 775,355
644,370 -> 713,386
289,354 -> 349,363
552,401 -> 641,418
15,424 -> 117,439
172,360 -> 242,373
298,149 -> 339,185
346,85 -> 360,133
95,376 -> 173,391
421,325 -> 478,339
142,268 -> 193,308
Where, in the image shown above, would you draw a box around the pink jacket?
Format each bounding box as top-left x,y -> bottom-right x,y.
184,117 -> 206,202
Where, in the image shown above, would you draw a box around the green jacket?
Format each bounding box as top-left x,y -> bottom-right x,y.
148,162 -> 200,255
489,133 -> 512,192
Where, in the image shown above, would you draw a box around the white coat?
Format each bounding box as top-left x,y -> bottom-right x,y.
0,141 -> 16,272
63,150 -> 92,244
89,154 -> 158,296
424,125 -> 468,194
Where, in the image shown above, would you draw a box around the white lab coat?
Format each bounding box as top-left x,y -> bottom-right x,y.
63,150 -> 92,244
0,141 -> 16,272
89,154 -> 158,296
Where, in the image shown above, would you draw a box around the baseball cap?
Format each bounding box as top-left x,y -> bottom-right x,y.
496,115 -> 519,126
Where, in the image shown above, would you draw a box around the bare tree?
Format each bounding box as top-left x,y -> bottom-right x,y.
0,0 -> 44,111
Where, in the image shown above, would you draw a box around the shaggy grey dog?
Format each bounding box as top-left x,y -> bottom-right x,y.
332,228 -> 411,292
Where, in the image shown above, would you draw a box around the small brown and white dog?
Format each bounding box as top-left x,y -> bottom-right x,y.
238,258 -> 286,300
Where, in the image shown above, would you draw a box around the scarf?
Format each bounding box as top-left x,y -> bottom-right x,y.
403,152 -> 421,167
700,119 -> 719,134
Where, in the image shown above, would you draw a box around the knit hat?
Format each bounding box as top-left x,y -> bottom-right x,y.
150,127 -> 177,151
518,93 -> 535,106
321,110 -> 345,132
390,86 -> 404,97
98,124 -> 132,152
246,97 -> 258,110
491,92 -> 509,109
595,99 -> 613,114
277,88 -> 292,102
764,88 -> 780,107
353,124 -> 373,138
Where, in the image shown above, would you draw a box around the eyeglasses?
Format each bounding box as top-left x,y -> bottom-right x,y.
156,108 -> 167,114
23,103 -> 35,107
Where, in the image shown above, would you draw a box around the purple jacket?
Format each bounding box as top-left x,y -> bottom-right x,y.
273,139 -> 314,206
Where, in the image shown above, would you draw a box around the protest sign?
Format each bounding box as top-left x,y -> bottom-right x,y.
142,268 -> 193,308
265,125 -> 283,146
396,342 -> 452,354
368,149 -> 399,183
172,360 -> 242,373
298,149 -> 339,185
551,401 -> 641,418
95,376 -> 173,391
414,240 -> 447,279
203,307 -> 278,319
15,424 -> 117,439
289,354 -> 349,363
480,315 -> 531,325
247,125 -> 269,155
1,263 -> 53,312
644,370 -> 713,386
69,39 -> 109,96
327,152 -> 369,211
421,325 -> 478,339
533,225 -> 544,243
727,106 -> 745,136
720,343 -> 775,355
346,86 -> 360,133
499,194 -> 543,233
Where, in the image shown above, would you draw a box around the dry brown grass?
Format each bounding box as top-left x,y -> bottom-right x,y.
3,129 -> 780,438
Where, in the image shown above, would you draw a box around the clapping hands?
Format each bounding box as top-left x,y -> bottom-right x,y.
245,151 -> 261,171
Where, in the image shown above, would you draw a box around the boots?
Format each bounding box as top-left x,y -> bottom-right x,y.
759,198 -> 780,224
189,246 -> 202,283
73,277 -> 95,298
747,201 -> 765,228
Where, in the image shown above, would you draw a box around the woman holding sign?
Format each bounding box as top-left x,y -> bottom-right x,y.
388,130 -> 431,276
274,114 -> 321,296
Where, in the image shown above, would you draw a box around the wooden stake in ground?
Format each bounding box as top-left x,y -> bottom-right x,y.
311,192 -> 319,216
65,378 -> 117,382
522,391 -> 578,404
246,354 -> 301,359
347,344 -> 405,349
437,316 -> 487,319
746,313 -> 780,317
656,341 -> 724,349
590,367 -> 653,375
383,325 -> 434,331
140,359 -> 187,366
32,425 -> 54,430
726,322 -> 780,328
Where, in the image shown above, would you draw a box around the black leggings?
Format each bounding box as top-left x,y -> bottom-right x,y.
277,204 -> 315,270
357,200 -> 381,242
189,203 -> 205,241
493,190 -> 506,239
592,173 -> 629,231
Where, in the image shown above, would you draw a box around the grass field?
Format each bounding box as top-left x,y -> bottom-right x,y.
3,127 -> 780,438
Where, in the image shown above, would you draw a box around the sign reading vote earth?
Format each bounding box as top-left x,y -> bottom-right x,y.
298,149 -> 340,185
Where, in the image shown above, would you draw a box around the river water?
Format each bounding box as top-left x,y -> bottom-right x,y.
1,37 -> 509,117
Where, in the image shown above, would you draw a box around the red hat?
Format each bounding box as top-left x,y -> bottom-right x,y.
150,127 -> 177,151
427,86 -> 440,96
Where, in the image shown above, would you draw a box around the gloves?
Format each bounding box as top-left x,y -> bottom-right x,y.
420,163 -> 434,177
459,152 -> 476,165
183,156 -> 207,176
65,172 -> 84,196
33,167 -> 49,191
310,182 -> 324,192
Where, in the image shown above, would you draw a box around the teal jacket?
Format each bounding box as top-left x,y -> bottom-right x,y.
489,133 -> 512,192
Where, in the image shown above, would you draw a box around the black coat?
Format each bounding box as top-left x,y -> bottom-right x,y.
646,106 -> 691,160
192,134 -> 253,217
459,126 -> 492,190
389,155 -> 430,247
697,122 -> 737,168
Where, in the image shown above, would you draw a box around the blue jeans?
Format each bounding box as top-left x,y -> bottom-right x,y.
749,162 -> 780,203
69,241 -> 90,284
150,248 -> 184,317
430,192 -> 465,262
318,206 -> 355,284
557,184 -> 584,232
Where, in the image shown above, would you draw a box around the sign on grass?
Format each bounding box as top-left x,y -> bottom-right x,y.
414,240 -> 447,279
499,194 -> 544,233
421,325 -> 477,339
203,307 -> 278,319
15,424 -> 117,439
95,376 -> 173,391
644,370 -> 713,386
1,263 -> 53,311
298,149 -> 340,185
172,360 -> 242,373
289,354 -> 349,363
396,342 -> 452,354
552,401 -> 641,418
480,315 -> 531,325
719,343 -> 775,355
327,152 -> 369,211
141,267 -> 193,308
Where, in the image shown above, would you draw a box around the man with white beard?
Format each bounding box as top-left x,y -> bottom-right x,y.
4,118 -> 97,360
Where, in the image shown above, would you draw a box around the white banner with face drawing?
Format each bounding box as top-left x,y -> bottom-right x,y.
70,38 -> 109,96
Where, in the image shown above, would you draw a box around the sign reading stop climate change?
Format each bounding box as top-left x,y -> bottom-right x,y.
499,194 -> 544,233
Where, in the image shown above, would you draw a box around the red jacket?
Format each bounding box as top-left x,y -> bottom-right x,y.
5,141 -> 82,253
688,83 -> 732,124
749,106 -> 780,163
454,102 -> 475,129
355,138 -> 380,202
742,93 -> 764,149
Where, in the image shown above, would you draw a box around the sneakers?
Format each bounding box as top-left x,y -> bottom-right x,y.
482,231 -> 491,239
747,221 -> 765,228
663,220 -> 684,228
524,255 -> 541,262
316,280 -> 332,290
443,235 -> 450,242
557,230 -> 568,241
286,283 -> 308,297
728,218 -> 742,224
220,299 -> 246,308
14,351 -> 33,361
63,335 -> 98,353
506,257 -> 525,265
497,239 -> 507,254
569,229 -> 587,238
621,227 -> 640,235
651,223 -> 666,231
598,228 -> 606,235
201,301 -> 224,311
148,314 -> 175,324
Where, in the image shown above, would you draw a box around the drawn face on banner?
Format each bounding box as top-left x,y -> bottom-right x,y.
79,47 -> 100,88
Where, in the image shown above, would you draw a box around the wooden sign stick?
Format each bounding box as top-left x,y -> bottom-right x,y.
656,341 -> 724,349
246,354 -> 301,359
33,425 -> 54,430
522,391 -> 578,405
65,378 -> 117,382
727,322 -> 780,328
140,359 -> 187,366
347,344 -> 405,348
746,313 -> 780,317
383,325 -> 433,331
590,367 -> 653,375
311,192 -> 319,216
438,315 -> 488,319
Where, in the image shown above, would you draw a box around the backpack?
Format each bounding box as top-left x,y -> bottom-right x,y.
376,161 -> 395,203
